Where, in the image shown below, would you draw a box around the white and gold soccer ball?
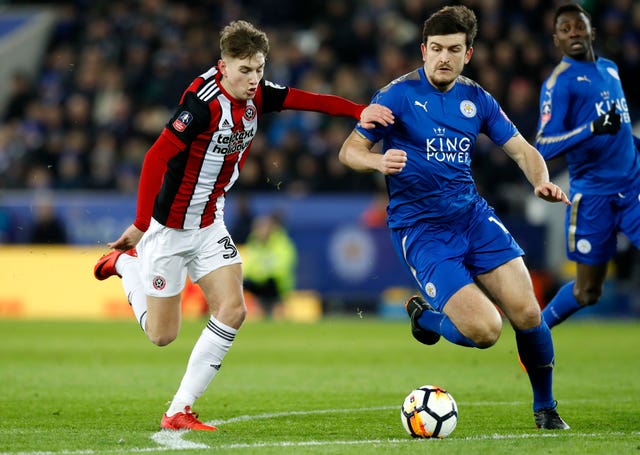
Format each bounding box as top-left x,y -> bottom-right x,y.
400,385 -> 458,438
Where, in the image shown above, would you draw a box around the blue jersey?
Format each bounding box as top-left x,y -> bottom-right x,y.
535,56 -> 640,195
356,67 -> 517,228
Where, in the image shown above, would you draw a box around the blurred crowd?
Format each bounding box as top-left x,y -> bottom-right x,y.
0,0 -> 639,216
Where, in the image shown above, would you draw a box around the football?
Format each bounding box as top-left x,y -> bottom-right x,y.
400,385 -> 458,438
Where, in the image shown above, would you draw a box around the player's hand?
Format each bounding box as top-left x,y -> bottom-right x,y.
534,182 -> 570,205
379,148 -> 406,175
590,103 -> 620,135
107,224 -> 144,251
360,104 -> 394,129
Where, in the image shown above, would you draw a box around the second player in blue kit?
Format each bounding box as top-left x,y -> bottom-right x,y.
535,3 -> 640,329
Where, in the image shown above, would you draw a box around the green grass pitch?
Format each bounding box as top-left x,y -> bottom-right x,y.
1,317 -> 639,454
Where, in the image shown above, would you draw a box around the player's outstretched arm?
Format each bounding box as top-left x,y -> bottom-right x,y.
281,88 -> 393,128
535,98 -> 618,160
339,130 -> 406,175
107,224 -> 144,251
502,134 -> 570,205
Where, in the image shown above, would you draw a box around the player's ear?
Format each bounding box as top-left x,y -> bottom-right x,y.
420,43 -> 427,62
552,33 -> 559,47
464,46 -> 473,64
218,58 -> 226,76
591,27 -> 596,42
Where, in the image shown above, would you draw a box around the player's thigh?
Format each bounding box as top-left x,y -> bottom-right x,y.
188,221 -> 242,285
145,294 -> 182,345
390,223 -> 473,312
136,221 -> 191,343
188,222 -> 245,327
475,257 -> 540,330
443,283 -> 502,342
465,210 -> 524,277
197,264 -> 245,328
138,219 -> 191,297
565,193 -> 617,265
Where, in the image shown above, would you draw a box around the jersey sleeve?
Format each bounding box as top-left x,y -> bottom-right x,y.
133,130 -> 182,232
354,87 -> 398,144
258,78 -> 365,119
281,87 -> 364,119
534,77 -> 592,160
480,89 -> 518,146
165,91 -> 212,144
257,79 -> 290,113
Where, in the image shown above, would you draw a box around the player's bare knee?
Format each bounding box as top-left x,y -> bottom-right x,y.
469,319 -> 501,348
227,308 -> 247,328
574,286 -> 601,307
147,331 -> 177,347
212,300 -> 247,328
475,328 -> 501,348
512,304 -> 542,330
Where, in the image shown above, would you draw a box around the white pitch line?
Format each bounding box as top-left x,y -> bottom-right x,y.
5,431 -> 640,455
149,400 -> 639,452
3,400 -> 639,454
179,431 -> 640,450
150,429 -> 209,450
210,405 -> 398,425
150,406 -> 402,451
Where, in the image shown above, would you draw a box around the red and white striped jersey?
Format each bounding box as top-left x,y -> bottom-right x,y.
133,65 -> 365,232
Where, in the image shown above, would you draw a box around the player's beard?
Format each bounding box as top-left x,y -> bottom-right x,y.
430,73 -> 457,91
433,77 -> 454,89
427,64 -> 459,91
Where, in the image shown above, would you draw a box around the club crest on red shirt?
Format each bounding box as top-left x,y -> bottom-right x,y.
244,105 -> 256,121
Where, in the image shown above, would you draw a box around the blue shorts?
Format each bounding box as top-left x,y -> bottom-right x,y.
566,184 -> 640,265
390,201 -> 524,311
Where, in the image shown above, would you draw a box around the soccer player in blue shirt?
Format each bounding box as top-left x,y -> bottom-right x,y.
339,5 -> 571,430
535,3 -> 640,328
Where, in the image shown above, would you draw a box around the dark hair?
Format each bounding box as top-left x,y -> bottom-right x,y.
422,5 -> 477,49
554,3 -> 591,28
220,20 -> 269,59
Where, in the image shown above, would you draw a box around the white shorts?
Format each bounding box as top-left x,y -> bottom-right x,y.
137,218 -> 242,297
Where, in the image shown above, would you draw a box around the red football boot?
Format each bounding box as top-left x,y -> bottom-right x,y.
161,406 -> 217,431
93,248 -> 137,280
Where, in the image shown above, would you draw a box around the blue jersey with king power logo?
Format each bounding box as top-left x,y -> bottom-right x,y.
356,67 -> 518,229
535,56 -> 640,195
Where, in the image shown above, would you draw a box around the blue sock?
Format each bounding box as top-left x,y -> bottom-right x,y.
515,321 -> 555,411
417,310 -> 478,348
542,281 -> 581,328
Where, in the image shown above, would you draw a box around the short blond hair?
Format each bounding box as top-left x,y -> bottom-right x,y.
220,20 -> 269,59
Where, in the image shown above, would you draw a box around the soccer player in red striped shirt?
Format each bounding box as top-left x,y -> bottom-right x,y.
94,20 -> 393,430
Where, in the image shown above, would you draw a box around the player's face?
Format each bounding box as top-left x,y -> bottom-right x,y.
218,53 -> 265,100
553,11 -> 595,61
421,33 -> 472,92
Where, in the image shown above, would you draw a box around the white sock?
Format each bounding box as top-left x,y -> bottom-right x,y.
116,255 -> 148,332
166,316 -> 237,416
